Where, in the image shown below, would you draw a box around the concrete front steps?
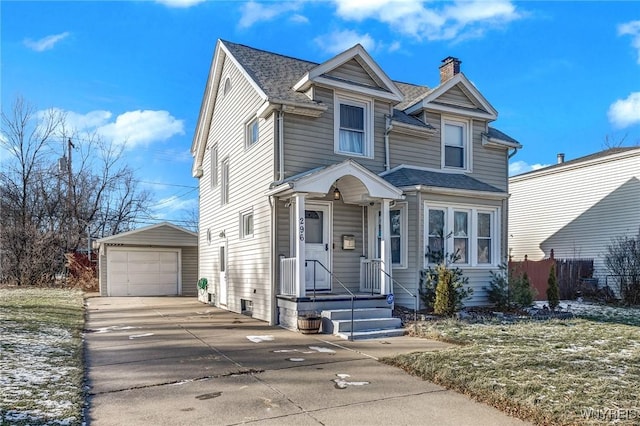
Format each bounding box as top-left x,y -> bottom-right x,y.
321,307 -> 405,340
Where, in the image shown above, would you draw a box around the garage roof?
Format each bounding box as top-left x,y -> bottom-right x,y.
96,222 -> 197,247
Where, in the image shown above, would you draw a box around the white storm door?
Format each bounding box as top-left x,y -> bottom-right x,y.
304,204 -> 331,291
219,243 -> 228,305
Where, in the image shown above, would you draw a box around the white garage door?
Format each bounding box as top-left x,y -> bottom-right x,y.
107,249 -> 179,296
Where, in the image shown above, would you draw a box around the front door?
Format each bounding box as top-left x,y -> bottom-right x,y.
219,243 -> 228,305
305,204 -> 331,291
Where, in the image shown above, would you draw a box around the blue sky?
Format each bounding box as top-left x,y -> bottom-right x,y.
2,1 -> 640,228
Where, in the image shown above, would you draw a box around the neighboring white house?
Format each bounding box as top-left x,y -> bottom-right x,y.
96,222 -> 198,297
191,40 -> 521,332
509,147 -> 640,285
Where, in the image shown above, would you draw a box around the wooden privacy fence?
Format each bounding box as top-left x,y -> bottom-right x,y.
509,250 -> 594,300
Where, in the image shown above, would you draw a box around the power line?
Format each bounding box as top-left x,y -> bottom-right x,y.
138,180 -> 197,189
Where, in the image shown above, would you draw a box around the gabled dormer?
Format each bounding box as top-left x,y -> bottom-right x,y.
293,45 -> 404,160
403,57 -> 500,173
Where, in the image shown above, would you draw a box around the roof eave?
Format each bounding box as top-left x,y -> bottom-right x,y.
404,185 -> 508,200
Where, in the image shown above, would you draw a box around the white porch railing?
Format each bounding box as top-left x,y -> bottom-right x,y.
280,257 -> 297,296
360,258 -> 382,294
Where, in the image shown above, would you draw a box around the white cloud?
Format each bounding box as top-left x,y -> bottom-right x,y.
23,32 -> 70,52
315,29 -> 376,54
97,110 -> 185,148
509,160 -> 550,176
290,13 -> 309,24
608,92 -> 640,128
40,108 -> 184,149
64,110 -> 113,131
155,0 -> 205,8
331,0 -> 520,41
618,20 -> 640,64
238,1 -> 301,29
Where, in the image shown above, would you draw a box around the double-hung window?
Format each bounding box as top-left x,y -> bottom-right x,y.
221,158 -> 229,205
373,204 -> 407,268
334,94 -> 372,157
424,203 -> 498,267
246,118 -> 259,148
477,212 -> 492,264
427,209 -> 445,262
210,144 -> 218,188
240,209 -> 254,239
442,118 -> 469,170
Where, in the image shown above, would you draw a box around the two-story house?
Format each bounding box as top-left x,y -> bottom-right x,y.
509,147 -> 640,292
191,40 -> 521,335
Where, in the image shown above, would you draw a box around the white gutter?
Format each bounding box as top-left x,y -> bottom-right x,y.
407,185 -> 509,200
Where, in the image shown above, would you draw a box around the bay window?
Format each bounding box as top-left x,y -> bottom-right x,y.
424,203 -> 498,267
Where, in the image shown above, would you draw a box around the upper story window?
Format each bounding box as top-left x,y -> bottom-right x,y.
442,117 -> 470,170
425,203 -> 498,267
223,77 -> 232,97
221,157 -> 229,205
210,144 -> 218,188
334,93 -> 373,158
246,118 -> 259,148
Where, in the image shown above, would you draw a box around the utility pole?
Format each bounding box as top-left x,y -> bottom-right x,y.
67,138 -> 74,253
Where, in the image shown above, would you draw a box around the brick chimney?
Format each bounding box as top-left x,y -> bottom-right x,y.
439,56 -> 462,83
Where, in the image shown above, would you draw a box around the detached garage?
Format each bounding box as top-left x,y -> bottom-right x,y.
97,222 -> 198,297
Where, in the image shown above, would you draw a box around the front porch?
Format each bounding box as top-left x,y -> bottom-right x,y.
268,160 -> 408,336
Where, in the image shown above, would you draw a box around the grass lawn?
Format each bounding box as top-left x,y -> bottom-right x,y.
0,288 -> 85,425
385,304 -> 640,425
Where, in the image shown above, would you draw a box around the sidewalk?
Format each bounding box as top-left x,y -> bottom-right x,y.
85,296 -> 529,425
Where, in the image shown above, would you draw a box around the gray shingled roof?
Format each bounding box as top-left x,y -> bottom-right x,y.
382,167 -> 504,193
394,81 -> 432,110
487,127 -> 519,145
391,109 -> 435,129
222,40 -> 434,116
222,40 -> 319,106
222,41 -> 517,144
512,147 -> 640,178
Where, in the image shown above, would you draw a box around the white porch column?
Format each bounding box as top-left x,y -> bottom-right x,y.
293,193 -> 306,298
380,198 -> 392,295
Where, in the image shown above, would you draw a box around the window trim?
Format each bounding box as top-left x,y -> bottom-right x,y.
424,202 -> 499,268
441,116 -> 472,171
245,117 -> 259,149
334,92 -> 374,158
210,144 -> 218,188
223,76 -> 232,97
369,202 -> 408,269
221,157 -> 229,205
240,209 -> 254,239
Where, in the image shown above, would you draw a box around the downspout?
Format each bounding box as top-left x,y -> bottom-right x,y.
384,115 -> 393,171
269,194 -> 278,325
278,108 -> 285,182
508,147 -> 519,159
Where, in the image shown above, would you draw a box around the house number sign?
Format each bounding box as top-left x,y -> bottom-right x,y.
299,218 -> 305,241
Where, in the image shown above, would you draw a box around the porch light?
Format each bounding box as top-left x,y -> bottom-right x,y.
333,187 -> 341,200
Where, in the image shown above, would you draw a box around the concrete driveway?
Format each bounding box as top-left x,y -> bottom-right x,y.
85,297 -> 528,426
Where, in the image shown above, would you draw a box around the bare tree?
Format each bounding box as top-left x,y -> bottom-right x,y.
1,96 -> 152,286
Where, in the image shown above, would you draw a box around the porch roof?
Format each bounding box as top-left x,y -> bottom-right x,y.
381,166 -> 505,194
268,160 -> 404,204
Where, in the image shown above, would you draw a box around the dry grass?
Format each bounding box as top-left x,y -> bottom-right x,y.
385,310 -> 640,425
0,288 -> 85,425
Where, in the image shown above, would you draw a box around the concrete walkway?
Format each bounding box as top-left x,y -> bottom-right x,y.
85,297 -> 529,426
